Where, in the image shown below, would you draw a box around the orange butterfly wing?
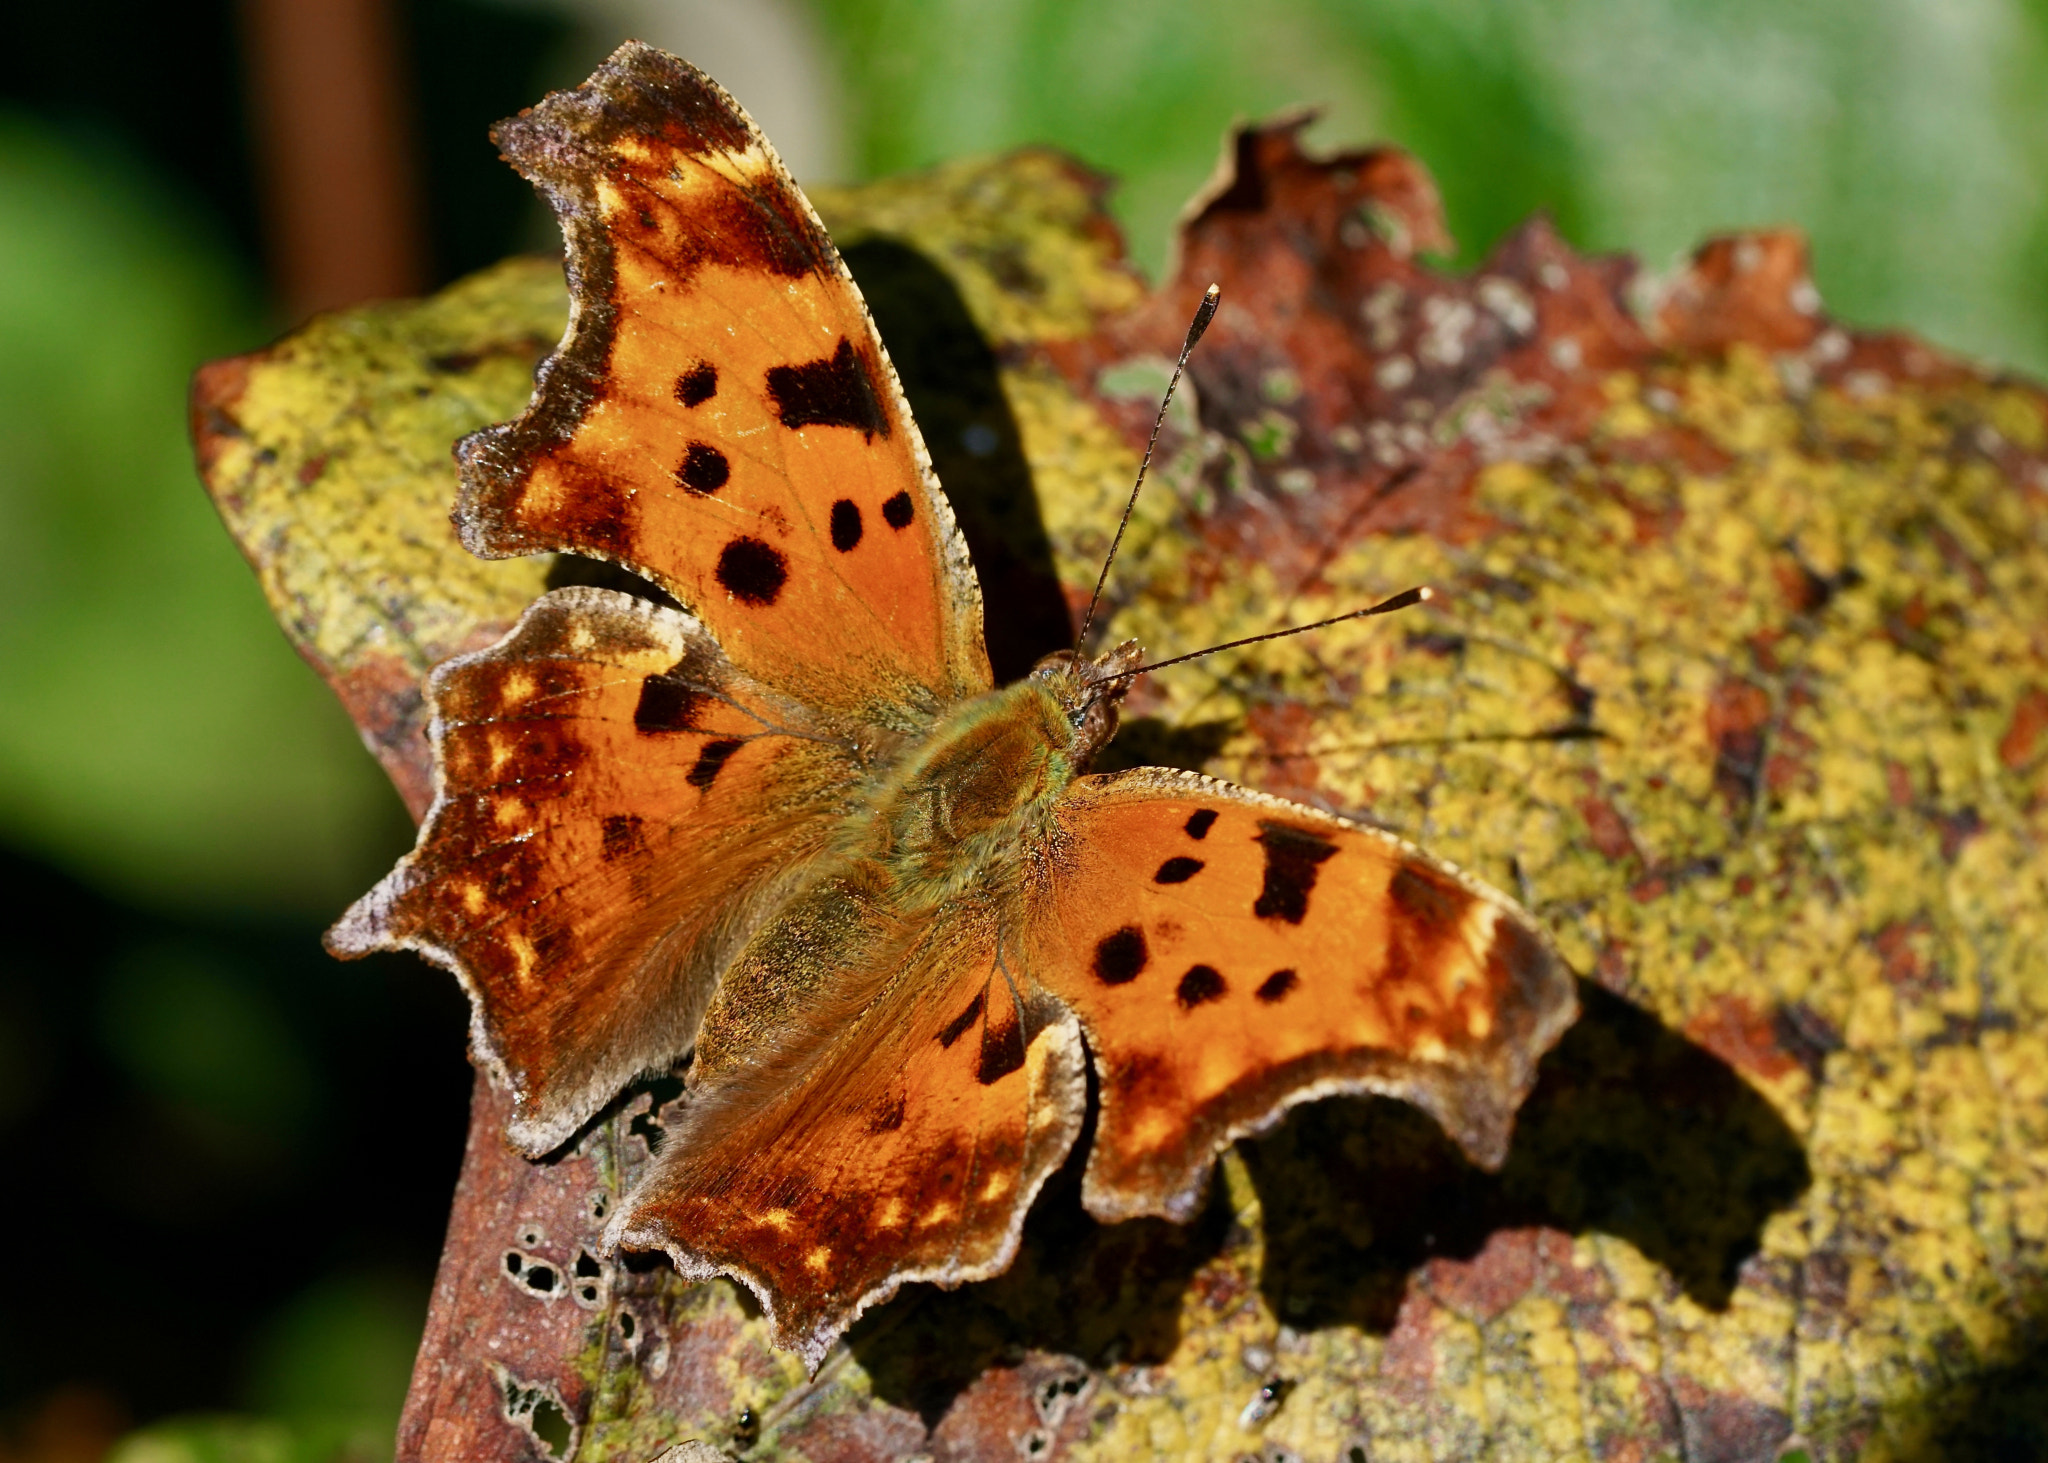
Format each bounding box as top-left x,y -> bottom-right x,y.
328,586 -> 861,1153
332,45 -> 994,1152
605,759 -> 1575,1361
611,888 -> 1085,1367
458,43 -> 990,715
1025,768 -> 1580,1222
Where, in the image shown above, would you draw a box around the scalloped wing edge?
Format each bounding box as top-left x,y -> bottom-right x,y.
602,1013 -> 1089,1373
451,40 -> 988,694
326,585 -> 733,1157
1055,766 -> 1580,1225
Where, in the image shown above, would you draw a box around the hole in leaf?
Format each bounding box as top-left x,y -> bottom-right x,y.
530,1397 -> 573,1458
495,1368 -> 579,1462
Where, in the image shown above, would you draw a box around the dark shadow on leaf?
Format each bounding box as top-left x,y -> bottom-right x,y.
1244,981 -> 1812,1330
1090,716 -> 1238,775
543,553 -> 680,609
841,238 -> 1074,683
850,1068 -> 1234,1427
855,981 -> 1809,1425
1908,1306 -> 2048,1462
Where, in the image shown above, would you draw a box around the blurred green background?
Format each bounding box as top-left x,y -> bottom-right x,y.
1,0 -> 2044,1457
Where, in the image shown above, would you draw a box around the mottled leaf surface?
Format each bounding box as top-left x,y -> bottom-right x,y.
194,259 -> 567,815
199,133 -> 2048,1462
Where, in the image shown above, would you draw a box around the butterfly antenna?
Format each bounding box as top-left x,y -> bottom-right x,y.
1072,283 -> 1222,656
1092,585 -> 1435,689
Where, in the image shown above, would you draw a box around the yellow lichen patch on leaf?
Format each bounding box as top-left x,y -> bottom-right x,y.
1000,359 -> 1155,592
814,150 -> 1146,348
194,257 -> 566,810
201,258 -> 564,672
1051,331 -> 2048,1457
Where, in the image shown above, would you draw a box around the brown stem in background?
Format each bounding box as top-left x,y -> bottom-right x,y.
240,0 -> 425,320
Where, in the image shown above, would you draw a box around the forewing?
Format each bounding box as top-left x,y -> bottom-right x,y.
328,586 -> 858,1153
611,894 -> 1085,1369
458,41 -> 991,717
1028,769 -> 1579,1222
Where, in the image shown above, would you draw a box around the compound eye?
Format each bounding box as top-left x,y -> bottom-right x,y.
1029,649 -> 1078,681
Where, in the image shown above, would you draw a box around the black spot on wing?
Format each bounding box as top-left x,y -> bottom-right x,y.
674,362 -> 717,406
881,491 -> 915,529
829,499 -> 863,552
1374,864 -> 1478,1016
1176,964 -> 1227,1009
1154,856 -> 1204,884
1252,822 -> 1339,924
766,337 -> 889,438
1184,808 -> 1218,840
634,667 -> 707,734
600,814 -> 643,860
1092,926 -> 1147,986
715,536 -> 788,605
1255,969 -> 1298,1003
676,442 -> 729,495
976,1014 -> 1025,1085
938,991 -> 985,1049
686,737 -> 744,790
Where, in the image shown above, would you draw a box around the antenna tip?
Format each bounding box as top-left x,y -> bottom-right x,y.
1361,584 -> 1432,617
1184,285 -> 1221,353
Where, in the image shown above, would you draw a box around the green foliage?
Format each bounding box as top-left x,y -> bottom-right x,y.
812,0 -> 2048,374
104,1271 -> 425,1463
0,118 -> 402,913
108,1416 -> 315,1463
243,1270 -> 427,1451
108,1414 -> 383,1463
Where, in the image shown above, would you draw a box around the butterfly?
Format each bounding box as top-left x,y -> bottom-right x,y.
329,42 -> 1579,1369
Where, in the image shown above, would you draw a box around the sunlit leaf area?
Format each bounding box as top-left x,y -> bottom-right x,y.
3,0 -> 2044,1457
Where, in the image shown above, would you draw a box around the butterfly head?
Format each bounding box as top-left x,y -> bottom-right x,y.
1031,638 -> 1144,769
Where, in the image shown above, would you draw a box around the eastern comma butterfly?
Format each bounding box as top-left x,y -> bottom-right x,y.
330,43 -> 1579,1367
